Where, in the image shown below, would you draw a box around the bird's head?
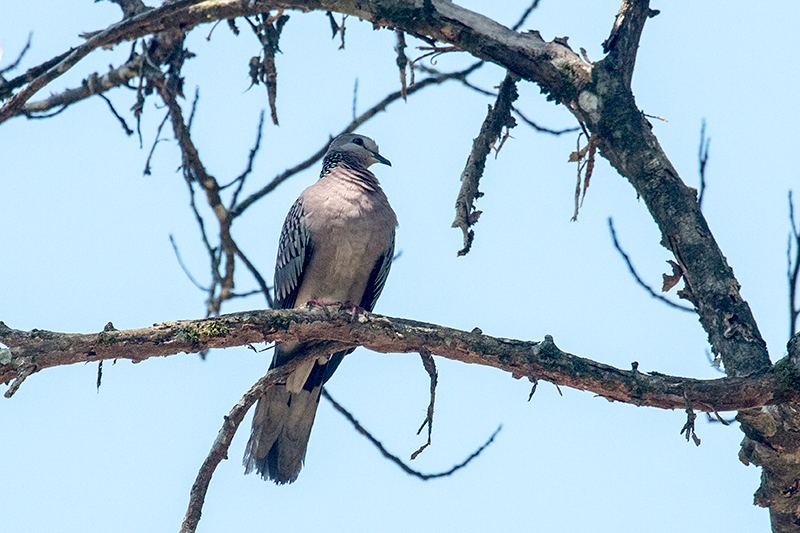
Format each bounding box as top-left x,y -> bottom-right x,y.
327,133 -> 391,168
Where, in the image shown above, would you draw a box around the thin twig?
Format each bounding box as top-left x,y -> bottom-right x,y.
788,190 -> 800,337
226,110 -> 265,210
513,107 -> 579,135
411,348 -> 438,459
143,110 -> 170,175
169,234 -> 209,291
608,218 -> 695,312
0,32 -> 32,74
98,92 -> 133,135
322,388 -> 499,480
234,246 -> 274,309
510,0 -> 541,31
698,119 -> 710,208
351,78 -> 358,120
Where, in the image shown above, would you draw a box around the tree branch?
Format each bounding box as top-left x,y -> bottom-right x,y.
2,310 -> 798,411
0,0 -> 591,126
601,0 -> 658,88
452,71 -> 518,256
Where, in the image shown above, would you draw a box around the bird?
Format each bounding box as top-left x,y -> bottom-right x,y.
243,133 -> 397,484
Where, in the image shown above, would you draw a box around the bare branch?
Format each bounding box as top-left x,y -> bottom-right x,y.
322,388 -> 499,480
602,0 -> 659,87
608,218 -> 695,312
510,0 -> 542,31
98,92 -> 134,135
411,348 -> 437,459
2,309 -> 797,412
169,234 -> 209,292
225,110 -> 266,210
789,191 -> 800,337
234,246 -> 274,309
394,29 -> 409,101
0,32 -> 32,75
245,12 -> 289,125
18,57 -> 142,118
453,71 -> 518,256
143,110 -> 171,175
698,119 -> 710,208
512,107 -> 579,135
159,71 -> 240,314
680,394 -> 701,446
0,0 -> 203,123
181,343 -> 340,533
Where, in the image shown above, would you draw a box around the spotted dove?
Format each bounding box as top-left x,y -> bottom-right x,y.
243,133 -> 397,484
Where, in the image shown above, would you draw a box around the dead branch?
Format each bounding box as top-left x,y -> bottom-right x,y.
0,32 -> 32,75
698,119 -> 710,208
159,71 -> 239,314
322,388 -> 494,481
180,342 -> 343,533
394,30 -> 409,100
452,71 -> 518,256
2,309 -> 798,413
18,56 -> 143,118
789,191 -> 800,338
608,218 -> 695,312
602,0 -> 659,88
245,12 -> 289,125
411,348 -> 438,459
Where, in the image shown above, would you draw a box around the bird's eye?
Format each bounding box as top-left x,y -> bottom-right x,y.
352,137 -> 364,146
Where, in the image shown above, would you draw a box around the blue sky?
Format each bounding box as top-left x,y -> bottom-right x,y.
2,1 -> 798,531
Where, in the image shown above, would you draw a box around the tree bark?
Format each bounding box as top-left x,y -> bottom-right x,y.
1,310 -> 798,410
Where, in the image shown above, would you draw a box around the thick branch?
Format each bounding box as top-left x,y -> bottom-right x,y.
602,0 -> 657,87
582,66 -> 769,376
0,1 -> 591,125
1,310 -> 797,411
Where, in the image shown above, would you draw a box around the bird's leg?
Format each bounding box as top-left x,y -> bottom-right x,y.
340,301 -> 368,322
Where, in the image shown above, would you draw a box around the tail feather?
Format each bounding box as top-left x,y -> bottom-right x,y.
244,382 -> 323,484
243,343 -> 352,484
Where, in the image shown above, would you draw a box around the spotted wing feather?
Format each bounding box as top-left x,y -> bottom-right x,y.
273,197 -> 311,311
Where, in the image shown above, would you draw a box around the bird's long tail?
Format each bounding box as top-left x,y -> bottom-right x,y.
243,381 -> 322,484
243,342 -> 350,484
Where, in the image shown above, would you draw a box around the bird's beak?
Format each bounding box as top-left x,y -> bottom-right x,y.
372,152 -> 392,167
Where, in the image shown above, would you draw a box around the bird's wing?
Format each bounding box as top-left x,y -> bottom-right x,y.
273,196 -> 311,310
359,228 -> 395,312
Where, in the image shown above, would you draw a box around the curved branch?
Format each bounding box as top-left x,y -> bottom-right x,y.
1,310 -> 796,411
0,0 -> 590,126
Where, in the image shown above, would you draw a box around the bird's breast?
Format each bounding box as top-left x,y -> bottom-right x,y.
295,178 -> 396,306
